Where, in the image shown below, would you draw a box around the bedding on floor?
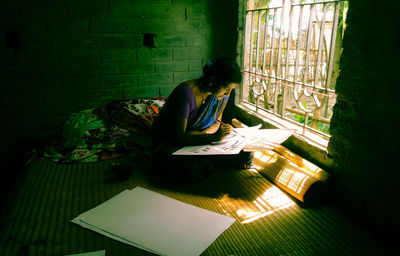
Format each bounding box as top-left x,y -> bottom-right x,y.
42,97 -> 167,163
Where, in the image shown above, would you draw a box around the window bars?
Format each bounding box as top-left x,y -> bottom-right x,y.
242,0 -> 347,138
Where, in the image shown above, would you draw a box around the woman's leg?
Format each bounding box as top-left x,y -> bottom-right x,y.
206,151 -> 254,169
150,143 -> 213,183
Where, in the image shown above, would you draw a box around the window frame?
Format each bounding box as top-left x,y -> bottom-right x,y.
236,0 -> 348,151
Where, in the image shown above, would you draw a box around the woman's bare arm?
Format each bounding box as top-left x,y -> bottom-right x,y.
173,117 -> 231,146
186,121 -> 220,135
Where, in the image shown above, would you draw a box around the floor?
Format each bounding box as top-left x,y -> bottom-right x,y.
0,157 -> 396,256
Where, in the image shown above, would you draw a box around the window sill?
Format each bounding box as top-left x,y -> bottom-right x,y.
233,102 -> 335,172
237,102 -> 330,151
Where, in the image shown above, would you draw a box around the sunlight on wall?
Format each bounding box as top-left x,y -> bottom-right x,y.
276,167 -> 309,194
252,148 -> 328,202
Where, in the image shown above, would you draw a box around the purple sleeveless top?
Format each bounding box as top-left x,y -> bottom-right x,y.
151,84 -> 199,144
151,83 -> 228,147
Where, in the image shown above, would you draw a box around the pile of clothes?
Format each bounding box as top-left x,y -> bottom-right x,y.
43,97 -> 167,163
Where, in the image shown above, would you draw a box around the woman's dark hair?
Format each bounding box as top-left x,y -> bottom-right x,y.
199,58 -> 242,92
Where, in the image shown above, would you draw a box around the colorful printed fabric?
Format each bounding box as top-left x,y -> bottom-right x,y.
43,97 -> 167,163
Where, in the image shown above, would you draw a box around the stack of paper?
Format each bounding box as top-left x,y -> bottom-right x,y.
173,126 -> 294,155
173,131 -> 246,155
72,186 -> 235,256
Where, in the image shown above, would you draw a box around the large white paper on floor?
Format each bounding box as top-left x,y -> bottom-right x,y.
71,187 -> 235,256
71,190 -> 158,254
65,250 -> 105,256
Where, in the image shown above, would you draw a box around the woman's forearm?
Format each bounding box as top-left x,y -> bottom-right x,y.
172,117 -> 224,146
186,121 -> 220,135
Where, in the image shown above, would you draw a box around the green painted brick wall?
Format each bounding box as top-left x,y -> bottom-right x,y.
0,0 -> 239,166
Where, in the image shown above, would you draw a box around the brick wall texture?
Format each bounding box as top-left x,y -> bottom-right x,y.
327,0 -> 400,233
0,0 -> 238,161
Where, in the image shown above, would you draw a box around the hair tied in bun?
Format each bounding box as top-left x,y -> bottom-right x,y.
205,60 -> 213,72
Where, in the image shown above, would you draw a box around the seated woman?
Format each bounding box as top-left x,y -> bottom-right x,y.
150,58 -> 252,183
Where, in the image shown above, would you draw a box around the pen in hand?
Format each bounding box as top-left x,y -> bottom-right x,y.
216,119 -> 237,133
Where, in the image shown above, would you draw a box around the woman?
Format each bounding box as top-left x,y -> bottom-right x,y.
151,58 -> 252,183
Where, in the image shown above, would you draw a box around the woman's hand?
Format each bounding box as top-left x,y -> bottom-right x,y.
214,123 -> 234,141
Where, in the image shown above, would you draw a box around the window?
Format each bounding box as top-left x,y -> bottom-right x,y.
239,0 -> 348,149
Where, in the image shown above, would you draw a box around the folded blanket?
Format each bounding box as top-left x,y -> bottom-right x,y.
43,97 -> 167,163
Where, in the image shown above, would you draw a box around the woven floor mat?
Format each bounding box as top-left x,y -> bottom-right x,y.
0,159 -> 396,256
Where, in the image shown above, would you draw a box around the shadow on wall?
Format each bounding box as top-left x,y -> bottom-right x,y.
206,0 -> 239,59
326,0 -> 400,245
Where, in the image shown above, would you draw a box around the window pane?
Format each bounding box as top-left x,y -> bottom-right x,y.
242,0 -> 348,137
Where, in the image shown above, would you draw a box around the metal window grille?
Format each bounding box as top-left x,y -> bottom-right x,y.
241,0 -> 348,138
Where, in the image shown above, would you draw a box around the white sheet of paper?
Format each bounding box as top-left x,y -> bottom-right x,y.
234,124 -> 262,136
71,187 -> 235,256
173,131 -> 246,155
65,250 -> 105,256
172,125 -> 262,155
72,190 -> 158,254
172,126 -> 294,155
242,129 -> 295,151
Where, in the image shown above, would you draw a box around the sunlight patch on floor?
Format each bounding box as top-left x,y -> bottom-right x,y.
218,186 -> 295,224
